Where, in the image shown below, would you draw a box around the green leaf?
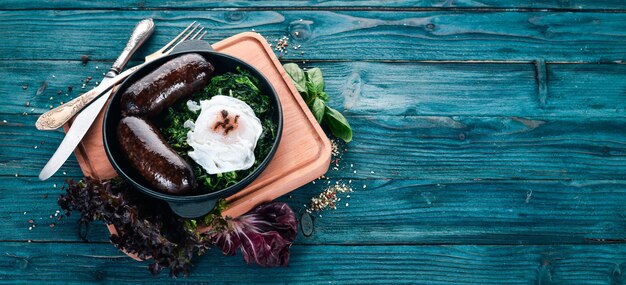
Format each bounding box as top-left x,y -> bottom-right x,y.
312,98 -> 325,123
305,68 -> 324,94
283,63 -> 307,94
318,91 -> 330,102
305,81 -> 317,104
323,106 -> 352,142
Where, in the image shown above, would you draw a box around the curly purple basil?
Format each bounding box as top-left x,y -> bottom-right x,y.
209,202 -> 298,267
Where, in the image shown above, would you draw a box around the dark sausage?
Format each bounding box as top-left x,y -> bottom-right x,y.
121,53 -> 214,117
117,116 -> 195,195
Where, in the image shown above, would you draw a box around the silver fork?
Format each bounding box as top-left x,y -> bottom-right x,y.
35,21 -> 207,131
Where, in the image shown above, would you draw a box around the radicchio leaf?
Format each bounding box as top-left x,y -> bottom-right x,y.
208,202 -> 298,267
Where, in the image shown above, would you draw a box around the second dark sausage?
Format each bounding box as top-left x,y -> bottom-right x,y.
117,116 -> 196,195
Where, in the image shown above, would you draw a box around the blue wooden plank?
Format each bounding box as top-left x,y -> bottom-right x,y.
2,242 -> 626,284
2,0 -> 625,10
5,176 -> 626,245
6,61 -> 626,118
2,10 -> 626,61
5,113 -> 626,180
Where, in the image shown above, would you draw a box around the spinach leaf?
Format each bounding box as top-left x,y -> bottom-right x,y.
283,63 -> 353,143
312,97 -> 325,123
283,63 -> 307,95
305,68 -> 324,95
317,91 -> 329,102
323,106 -> 352,142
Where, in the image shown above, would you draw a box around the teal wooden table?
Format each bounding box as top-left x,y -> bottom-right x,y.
3,1 -> 626,283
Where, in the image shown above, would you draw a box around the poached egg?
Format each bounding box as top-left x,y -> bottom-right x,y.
185,95 -> 263,174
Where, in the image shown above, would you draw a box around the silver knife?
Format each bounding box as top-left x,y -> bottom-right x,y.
39,18 -> 155,181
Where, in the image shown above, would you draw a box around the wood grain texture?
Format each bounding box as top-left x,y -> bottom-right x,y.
2,2 -> 626,282
5,177 -> 626,245
7,60 -> 626,118
5,113 -> 626,180
2,10 -> 626,62
2,242 -> 626,284
2,0 -> 625,10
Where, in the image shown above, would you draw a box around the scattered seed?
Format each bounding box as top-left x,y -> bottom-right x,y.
81,54 -> 90,65
307,183 -> 353,213
274,36 -> 290,53
25,101 -> 30,107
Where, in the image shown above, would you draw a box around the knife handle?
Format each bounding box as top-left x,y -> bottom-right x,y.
109,18 -> 155,76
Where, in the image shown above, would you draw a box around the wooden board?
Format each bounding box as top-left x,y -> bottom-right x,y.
63,32 -> 331,218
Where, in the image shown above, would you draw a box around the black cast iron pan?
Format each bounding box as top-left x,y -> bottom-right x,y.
103,40 -> 283,218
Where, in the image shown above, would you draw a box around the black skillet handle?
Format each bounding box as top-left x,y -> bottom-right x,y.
168,199 -> 217,219
170,40 -> 213,53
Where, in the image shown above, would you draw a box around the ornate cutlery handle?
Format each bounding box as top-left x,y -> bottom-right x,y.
35,19 -> 154,131
110,18 -> 154,75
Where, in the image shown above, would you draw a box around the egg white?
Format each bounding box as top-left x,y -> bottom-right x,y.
185,95 -> 263,174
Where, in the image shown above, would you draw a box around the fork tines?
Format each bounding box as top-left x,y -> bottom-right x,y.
158,21 -> 207,55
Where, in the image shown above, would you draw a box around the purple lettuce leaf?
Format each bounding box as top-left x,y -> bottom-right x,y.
208,202 -> 298,267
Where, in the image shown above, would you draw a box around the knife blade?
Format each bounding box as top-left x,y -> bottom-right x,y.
39,18 -> 155,181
